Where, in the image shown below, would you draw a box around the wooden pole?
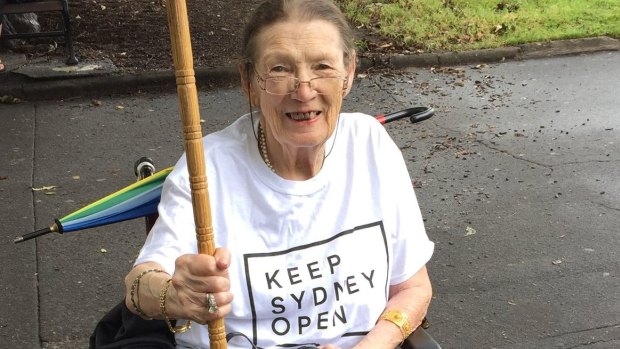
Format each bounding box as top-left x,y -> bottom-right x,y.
165,0 -> 227,347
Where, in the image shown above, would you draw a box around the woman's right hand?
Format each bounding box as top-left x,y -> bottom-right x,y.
166,247 -> 234,324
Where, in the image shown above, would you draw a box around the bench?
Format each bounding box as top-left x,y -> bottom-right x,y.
0,0 -> 78,65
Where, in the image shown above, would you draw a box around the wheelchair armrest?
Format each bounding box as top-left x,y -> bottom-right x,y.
401,326 -> 441,349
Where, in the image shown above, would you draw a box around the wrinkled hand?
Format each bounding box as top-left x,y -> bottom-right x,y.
167,247 -> 234,324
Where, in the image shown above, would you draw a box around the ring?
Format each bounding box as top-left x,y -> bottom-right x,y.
206,293 -> 219,314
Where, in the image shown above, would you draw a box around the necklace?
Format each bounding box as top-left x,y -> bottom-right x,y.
258,124 -> 275,172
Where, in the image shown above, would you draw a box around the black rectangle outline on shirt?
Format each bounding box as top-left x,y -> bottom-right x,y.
242,220 -> 389,346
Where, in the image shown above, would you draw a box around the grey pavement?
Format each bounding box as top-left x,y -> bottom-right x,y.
1,46 -> 619,348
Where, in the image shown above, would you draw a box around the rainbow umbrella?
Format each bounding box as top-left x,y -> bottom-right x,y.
14,167 -> 173,243
13,107 -> 433,244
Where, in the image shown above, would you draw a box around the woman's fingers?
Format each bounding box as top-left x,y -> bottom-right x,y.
181,290 -> 234,324
177,250 -> 230,277
174,251 -> 231,292
169,279 -> 234,322
200,290 -> 234,310
168,251 -> 234,322
174,273 -> 231,295
214,247 -> 231,270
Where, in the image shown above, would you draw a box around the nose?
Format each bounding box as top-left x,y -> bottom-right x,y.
292,79 -> 317,101
291,69 -> 318,100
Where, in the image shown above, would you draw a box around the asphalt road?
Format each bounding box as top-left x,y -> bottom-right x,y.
1,51 -> 618,348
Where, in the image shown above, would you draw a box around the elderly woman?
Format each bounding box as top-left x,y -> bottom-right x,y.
123,0 -> 434,348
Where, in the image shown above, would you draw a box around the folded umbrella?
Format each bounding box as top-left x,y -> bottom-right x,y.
13,107 -> 433,244
14,167 -> 173,243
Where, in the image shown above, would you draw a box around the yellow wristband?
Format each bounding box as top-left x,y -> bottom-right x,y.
378,309 -> 414,343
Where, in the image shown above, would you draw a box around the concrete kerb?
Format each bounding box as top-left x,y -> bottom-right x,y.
1,36 -> 618,101
389,36 -> 620,68
0,65 -> 240,101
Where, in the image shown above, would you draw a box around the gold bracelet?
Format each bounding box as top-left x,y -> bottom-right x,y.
378,309 -> 414,345
159,278 -> 192,334
130,268 -> 166,318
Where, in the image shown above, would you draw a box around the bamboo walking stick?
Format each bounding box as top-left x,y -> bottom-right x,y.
165,0 -> 227,347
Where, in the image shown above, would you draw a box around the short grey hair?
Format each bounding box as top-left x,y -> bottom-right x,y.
241,0 -> 356,69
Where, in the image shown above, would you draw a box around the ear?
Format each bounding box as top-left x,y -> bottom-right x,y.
343,51 -> 357,97
238,62 -> 252,98
238,62 -> 261,107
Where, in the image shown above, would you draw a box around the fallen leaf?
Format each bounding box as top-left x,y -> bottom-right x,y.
100,248 -> 108,253
507,301 -> 516,306
72,175 -> 81,180
44,192 -> 56,195
53,64 -> 102,73
465,226 -> 477,236
116,105 -> 125,110
552,260 -> 562,265
0,95 -> 22,104
32,185 -> 58,191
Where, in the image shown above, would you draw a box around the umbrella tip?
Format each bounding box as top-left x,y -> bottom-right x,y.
13,236 -> 25,244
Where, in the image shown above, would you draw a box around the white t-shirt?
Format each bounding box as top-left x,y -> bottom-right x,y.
135,112 -> 434,349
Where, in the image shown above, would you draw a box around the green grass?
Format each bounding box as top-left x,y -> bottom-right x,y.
337,0 -> 620,52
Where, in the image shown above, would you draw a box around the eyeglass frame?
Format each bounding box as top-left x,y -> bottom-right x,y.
254,72 -> 349,96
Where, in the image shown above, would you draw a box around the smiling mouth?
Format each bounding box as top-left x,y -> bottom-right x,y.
286,111 -> 321,121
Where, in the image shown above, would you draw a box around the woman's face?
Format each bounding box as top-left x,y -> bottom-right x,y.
247,19 -> 355,152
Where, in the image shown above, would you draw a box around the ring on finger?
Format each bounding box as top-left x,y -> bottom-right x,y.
205,293 -> 219,314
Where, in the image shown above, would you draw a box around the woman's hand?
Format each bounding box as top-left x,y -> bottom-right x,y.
166,247 -> 234,324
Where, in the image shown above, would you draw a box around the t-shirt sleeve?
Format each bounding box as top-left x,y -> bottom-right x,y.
374,122 -> 434,285
133,156 -> 198,275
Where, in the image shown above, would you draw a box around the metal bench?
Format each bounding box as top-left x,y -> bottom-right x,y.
0,0 -> 78,65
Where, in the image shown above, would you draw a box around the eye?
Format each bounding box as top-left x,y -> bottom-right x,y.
270,65 -> 289,74
316,63 -> 333,70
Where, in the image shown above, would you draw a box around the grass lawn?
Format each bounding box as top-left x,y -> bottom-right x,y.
337,0 -> 620,52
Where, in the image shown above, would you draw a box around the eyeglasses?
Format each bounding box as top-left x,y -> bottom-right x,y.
255,74 -> 348,95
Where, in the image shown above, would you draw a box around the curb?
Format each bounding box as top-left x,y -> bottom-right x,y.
1,36 -> 618,101
0,66 -> 240,101
387,36 -> 620,69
